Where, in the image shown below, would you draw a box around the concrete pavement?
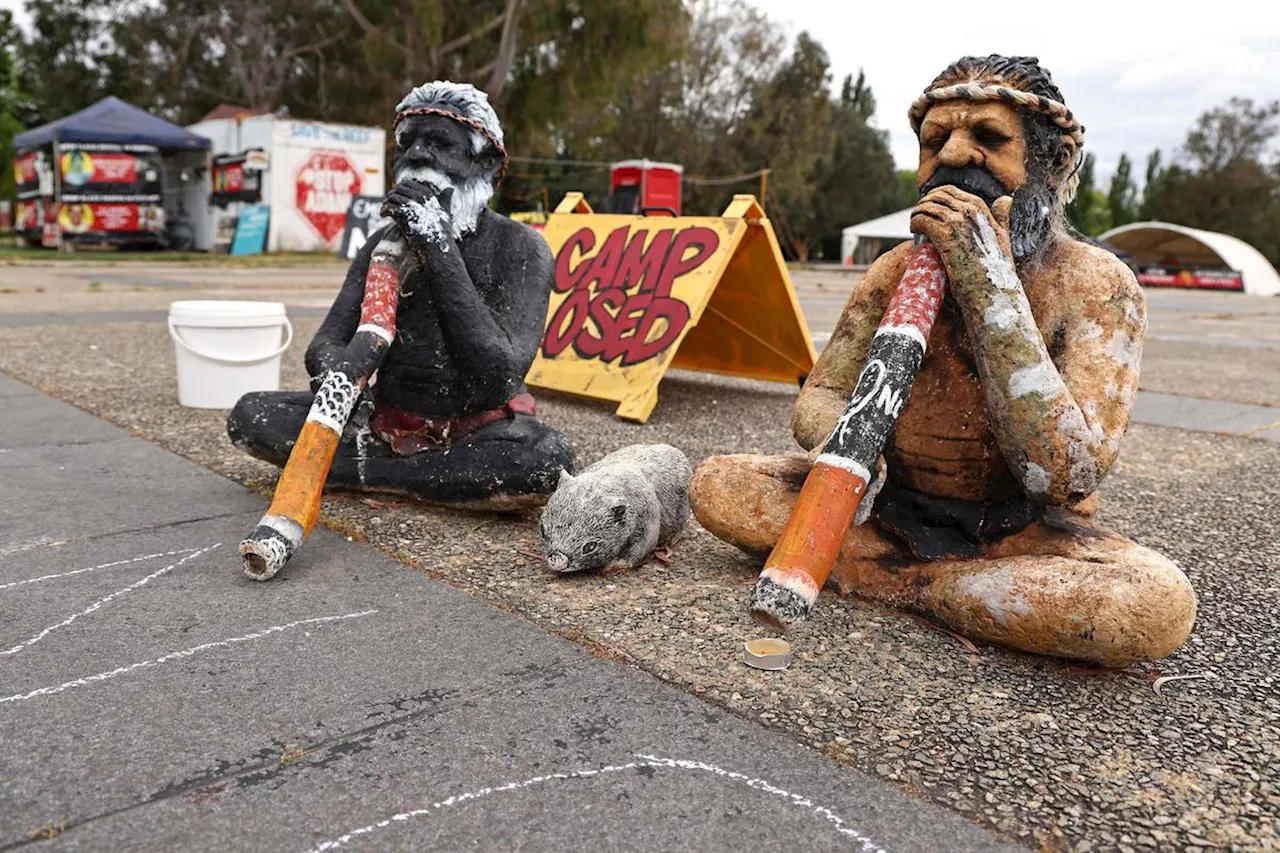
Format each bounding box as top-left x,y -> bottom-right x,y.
0,372 -> 1019,853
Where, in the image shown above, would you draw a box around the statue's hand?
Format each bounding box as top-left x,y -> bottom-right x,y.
382,179 -> 455,251
910,186 -> 1015,276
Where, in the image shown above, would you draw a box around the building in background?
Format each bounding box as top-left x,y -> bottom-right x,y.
1099,222 -> 1279,296
187,108 -> 386,254
840,208 -> 912,266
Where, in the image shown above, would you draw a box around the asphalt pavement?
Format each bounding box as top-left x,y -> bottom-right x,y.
0,372 -> 1019,853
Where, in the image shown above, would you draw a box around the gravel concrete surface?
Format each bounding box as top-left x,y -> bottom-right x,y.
0,304 -> 1276,852
2,375 -> 1018,853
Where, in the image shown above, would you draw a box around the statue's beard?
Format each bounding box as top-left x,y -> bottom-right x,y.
921,165 -> 1056,264
393,165 -> 494,239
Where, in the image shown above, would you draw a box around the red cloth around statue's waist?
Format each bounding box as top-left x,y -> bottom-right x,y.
370,393 -> 537,456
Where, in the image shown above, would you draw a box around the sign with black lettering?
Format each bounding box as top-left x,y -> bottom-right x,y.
337,195 -> 387,260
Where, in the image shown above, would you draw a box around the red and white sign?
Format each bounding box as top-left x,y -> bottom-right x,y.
1138,268 -> 1244,291
14,153 -> 38,187
90,154 -> 139,183
295,151 -> 362,243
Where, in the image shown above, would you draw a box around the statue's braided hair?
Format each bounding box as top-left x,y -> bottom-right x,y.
912,55 -> 1083,206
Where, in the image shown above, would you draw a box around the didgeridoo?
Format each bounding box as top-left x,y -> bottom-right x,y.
751,236 -> 948,626
239,230 -> 405,580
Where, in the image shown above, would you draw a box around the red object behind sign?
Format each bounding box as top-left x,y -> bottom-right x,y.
295,151 -> 362,243
610,160 -> 683,216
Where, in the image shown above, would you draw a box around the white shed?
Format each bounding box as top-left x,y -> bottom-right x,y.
1098,221 -> 1279,297
840,207 -> 913,265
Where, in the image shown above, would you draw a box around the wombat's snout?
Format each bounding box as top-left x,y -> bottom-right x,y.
545,551 -> 569,572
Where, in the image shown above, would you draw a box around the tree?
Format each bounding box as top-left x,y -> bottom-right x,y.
1141,98 -> 1280,264
1,9 -> 27,201
733,31 -> 833,260
16,0 -> 112,126
811,71 -> 898,260
1106,153 -> 1138,229
1138,149 -> 1165,220
1066,152 -> 1110,236
841,69 -> 875,121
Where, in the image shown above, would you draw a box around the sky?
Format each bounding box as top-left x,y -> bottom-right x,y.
5,0 -> 1278,185
748,0 -> 1280,184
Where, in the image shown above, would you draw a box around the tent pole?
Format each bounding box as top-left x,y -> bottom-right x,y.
51,130 -> 63,252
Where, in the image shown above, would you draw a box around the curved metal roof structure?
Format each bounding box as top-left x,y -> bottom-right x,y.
1099,221 -> 1279,297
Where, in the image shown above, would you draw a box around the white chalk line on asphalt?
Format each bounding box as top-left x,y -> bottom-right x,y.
0,548 -> 199,592
0,610 -> 379,705
1,545 -> 219,658
0,536 -> 67,558
303,753 -> 887,853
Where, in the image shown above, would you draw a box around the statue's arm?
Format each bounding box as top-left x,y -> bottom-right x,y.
304,227 -> 384,383
791,243 -> 908,451
417,218 -> 552,389
952,238 -> 1146,505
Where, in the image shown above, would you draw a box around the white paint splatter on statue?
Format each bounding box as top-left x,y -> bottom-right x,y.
1008,361 -> 1062,400
972,215 -> 1021,292
955,567 -> 1032,627
1104,328 -> 1142,371
1023,462 -> 1051,496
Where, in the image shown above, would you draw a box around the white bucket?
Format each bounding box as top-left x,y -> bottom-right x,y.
168,300 -> 294,409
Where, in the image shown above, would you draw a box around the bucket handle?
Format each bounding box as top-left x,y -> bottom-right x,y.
168,317 -> 294,366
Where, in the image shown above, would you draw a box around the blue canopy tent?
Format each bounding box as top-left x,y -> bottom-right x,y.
14,97 -> 211,249
14,96 -> 211,152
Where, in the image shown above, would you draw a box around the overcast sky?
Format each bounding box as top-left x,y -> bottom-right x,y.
749,0 -> 1280,184
6,0 -> 1277,185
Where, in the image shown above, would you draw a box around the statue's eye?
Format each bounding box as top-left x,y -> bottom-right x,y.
581,541 -> 599,555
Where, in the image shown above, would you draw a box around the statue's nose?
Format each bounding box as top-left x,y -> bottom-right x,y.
546,552 -> 569,572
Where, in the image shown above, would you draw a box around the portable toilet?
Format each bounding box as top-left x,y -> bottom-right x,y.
608,160 -> 683,217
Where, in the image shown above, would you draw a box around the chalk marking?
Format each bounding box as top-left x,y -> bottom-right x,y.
0,537 -> 67,558
303,753 -> 887,853
0,610 -> 378,705
0,548 -> 198,592
1,545 -> 218,658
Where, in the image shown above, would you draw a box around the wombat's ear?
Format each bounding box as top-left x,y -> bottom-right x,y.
611,504 -> 626,525
557,468 -> 574,487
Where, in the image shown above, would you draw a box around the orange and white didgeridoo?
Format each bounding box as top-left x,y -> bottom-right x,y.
751,237 -> 948,626
239,231 -> 404,580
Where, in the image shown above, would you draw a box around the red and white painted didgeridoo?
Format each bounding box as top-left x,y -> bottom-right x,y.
239,233 -> 404,581
751,237 -> 948,626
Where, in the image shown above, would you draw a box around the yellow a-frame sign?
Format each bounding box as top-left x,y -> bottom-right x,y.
525,194 -> 817,423
522,190 -> 814,420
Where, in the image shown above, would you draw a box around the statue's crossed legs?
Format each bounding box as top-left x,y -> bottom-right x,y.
692,453 -> 1196,668
229,390 -> 574,510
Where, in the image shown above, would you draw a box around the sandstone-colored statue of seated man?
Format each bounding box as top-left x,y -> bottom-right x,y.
691,55 -> 1196,668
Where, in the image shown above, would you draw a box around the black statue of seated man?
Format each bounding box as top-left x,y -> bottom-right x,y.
227,81 -> 575,509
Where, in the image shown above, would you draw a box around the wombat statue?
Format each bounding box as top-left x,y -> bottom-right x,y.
540,444 -> 692,573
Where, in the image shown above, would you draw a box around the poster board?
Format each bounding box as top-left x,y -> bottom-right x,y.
525,194 -> 816,423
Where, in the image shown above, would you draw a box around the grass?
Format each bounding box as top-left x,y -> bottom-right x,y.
0,237 -> 344,267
